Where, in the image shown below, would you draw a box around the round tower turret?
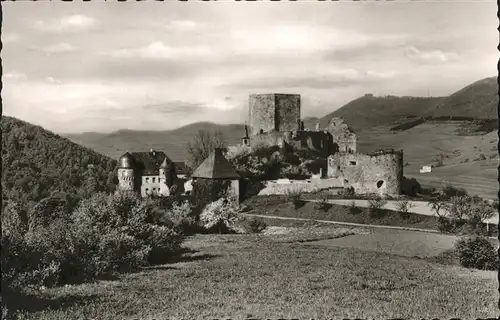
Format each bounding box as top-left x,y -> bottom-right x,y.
117,152 -> 135,192
119,152 -> 135,169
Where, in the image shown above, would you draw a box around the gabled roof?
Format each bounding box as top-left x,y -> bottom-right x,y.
191,148 -> 240,179
130,150 -> 170,175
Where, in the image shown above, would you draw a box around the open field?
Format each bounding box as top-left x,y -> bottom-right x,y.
13,222 -> 497,320
357,122 -> 498,199
245,197 -> 440,231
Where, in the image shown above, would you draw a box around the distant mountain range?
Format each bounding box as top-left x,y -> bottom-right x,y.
62,76 -> 497,161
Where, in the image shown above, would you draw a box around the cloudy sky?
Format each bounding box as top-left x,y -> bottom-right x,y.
2,1 -> 497,134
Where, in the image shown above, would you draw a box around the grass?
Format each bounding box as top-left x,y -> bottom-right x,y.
12,226 -> 497,319
246,197 -> 441,231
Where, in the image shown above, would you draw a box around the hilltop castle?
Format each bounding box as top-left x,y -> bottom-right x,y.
117,93 -> 404,197
239,94 -> 357,158
235,93 -> 403,196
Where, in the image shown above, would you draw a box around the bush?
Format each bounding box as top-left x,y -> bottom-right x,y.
441,184 -> 468,199
191,179 -> 231,210
315,193 -> 332,212
340,186 -> 355,198
395,200 -> 415,213
348,200 -> 362,215
163,200 -> 196,233
368,197 -> 388,218
401,176 -> 421,197
285,188 -> 306,209
454,236 -> 498,270
437,216 -> 455,233
199,198 -> 242,234
244,217 -> 267,234
445,195 -> 495,233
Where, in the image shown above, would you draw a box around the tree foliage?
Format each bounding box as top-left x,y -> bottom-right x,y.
186,130 -> 226,173
1,117 -> 118,212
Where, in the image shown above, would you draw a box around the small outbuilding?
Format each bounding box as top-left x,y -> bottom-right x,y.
191,148 -> 241,204
419,165 -> 432,173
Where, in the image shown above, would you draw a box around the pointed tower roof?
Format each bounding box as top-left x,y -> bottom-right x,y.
191,148 -> 240,179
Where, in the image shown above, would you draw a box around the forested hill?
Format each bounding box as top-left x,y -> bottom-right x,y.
1,116 -> 118,211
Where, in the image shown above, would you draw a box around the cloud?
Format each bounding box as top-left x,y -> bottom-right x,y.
2,33 -> 20,43
142,101 -> 206,114
45,77 -> 63,84
404,46 -> 458,62
169,20 -> 200,30
40,42 -> 79,54
34,14 -> 98,33
221,67 -> 397,90
101,41 -> 214,61
3,72 -> 27,81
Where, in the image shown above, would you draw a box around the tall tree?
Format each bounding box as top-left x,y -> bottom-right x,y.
186,130 -> 226,173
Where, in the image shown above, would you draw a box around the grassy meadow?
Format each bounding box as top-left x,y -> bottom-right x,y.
13,221 -> 497,320
357,122 -> 498,199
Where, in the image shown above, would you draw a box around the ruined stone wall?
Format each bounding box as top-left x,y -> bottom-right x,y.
249,94 -> 276,136
275,94 -> 301,132
248,130 -> 333,159
258,179 -> 344,196
326,117 -> 357,153
285,131 -> 334,158
249,131 -> 286,150
327,150 -> 403,196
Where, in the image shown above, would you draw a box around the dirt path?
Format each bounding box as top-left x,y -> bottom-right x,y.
243,213 -> 498,241
311,199 -> 499,225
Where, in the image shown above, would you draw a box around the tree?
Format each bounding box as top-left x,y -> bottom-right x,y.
186,130 -> 226,172
429,198 -> 447,218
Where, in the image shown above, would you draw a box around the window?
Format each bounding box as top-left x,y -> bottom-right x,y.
145,188 -> 149,193
145,177 -> 149,183
259,129 -> 264,134
152,177 -> 156,183
349,161 -> 357,166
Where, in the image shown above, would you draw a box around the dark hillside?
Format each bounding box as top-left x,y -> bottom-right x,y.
318,95 -> 443,132
429,76 -> 498,118
1,116 -> 118,211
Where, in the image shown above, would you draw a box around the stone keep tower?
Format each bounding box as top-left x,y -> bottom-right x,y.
248,94 -> 301,136
118,152 -> 135,191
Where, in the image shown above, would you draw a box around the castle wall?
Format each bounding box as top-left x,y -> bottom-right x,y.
249,94 -> 276,136
327,117 -> 357,153
257,178 -> 343,196
249,131 -> 286,150
327,150 -> 403,196
288,131 -> 333,158
275,94 -> 301,133
248,130 -> 333,159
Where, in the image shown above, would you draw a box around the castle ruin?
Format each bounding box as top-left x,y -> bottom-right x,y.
237,93 -> 403,196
